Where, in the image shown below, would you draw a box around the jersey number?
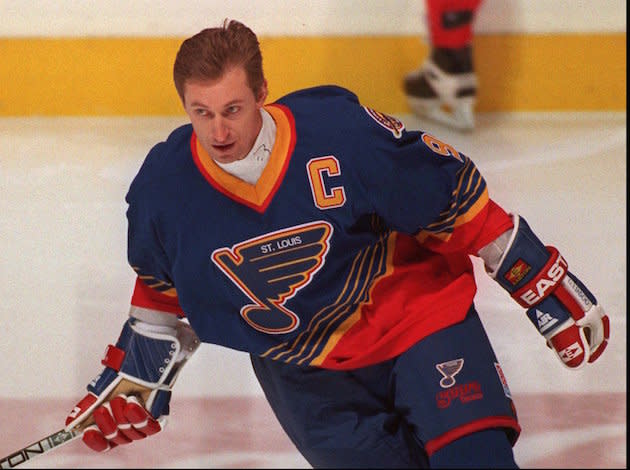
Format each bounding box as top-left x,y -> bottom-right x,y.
421,133 -> 463,162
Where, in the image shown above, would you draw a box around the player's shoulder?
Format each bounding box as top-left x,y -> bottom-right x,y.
278,84 -> 359,105
276,85 -> 405,136
148,123 -> 192,162
127,123 -> 193,199
276,85 -> 362,119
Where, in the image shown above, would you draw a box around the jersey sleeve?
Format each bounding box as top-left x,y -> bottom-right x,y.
130,276 -> 184,316
353,106 -> 513,256
125,154 -> 185,317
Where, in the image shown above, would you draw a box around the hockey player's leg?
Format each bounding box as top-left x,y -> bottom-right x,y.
404,0 -> 483,131
249,355 -> 429,468
393,306 -> 520,468
404,46 -> 477,131
430,428 -> 517,468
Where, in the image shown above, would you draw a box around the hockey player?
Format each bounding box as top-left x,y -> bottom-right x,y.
404,0 -> 483,131
64,19 -> 610,468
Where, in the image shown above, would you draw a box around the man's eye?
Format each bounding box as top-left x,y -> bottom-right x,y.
195,109 -> 208,116
227,106 -> 240,114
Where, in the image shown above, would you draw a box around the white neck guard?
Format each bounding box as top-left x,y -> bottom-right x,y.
214,108 -> 277,185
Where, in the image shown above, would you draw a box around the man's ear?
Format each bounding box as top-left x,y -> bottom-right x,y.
257,79 -> 268,106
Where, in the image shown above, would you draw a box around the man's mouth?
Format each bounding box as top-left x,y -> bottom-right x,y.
213,142 -> 235,152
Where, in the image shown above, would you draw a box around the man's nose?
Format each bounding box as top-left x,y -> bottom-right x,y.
212,118 -> 229,142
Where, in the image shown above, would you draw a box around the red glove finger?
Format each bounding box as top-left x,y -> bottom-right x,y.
548,324 -> 588,369
82,424 -> 115,453
110,395 -> 148,441
93,402 -> 132,446
587,314 -> 610,363
124,396 -> 163,436
65,392 -> 98,428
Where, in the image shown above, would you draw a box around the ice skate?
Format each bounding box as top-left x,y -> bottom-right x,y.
404,46 -> 477,131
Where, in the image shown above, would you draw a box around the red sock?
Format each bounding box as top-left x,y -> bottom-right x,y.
426,0 -> 483,48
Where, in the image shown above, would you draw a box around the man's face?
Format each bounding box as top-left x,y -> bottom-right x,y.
183,66 -> 267,164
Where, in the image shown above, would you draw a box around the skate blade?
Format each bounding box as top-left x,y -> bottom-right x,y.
407,96 -> 475,131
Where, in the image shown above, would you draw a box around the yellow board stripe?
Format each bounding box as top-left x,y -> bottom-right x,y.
0,33 -> 625,116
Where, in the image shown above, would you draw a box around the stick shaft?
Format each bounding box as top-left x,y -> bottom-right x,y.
0,429 -> 80,469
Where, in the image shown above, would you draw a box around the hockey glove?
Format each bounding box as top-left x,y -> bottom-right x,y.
65,312 -> 200,451
481,214 -> 610,369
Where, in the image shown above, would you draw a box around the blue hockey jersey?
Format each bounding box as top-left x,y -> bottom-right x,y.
126,85 -> 513,370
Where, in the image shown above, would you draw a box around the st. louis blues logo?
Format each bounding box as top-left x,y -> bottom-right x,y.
436,358 -> 464,388
212,221 -> 333,334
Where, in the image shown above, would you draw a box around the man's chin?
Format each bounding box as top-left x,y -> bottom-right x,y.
212,154 -> 238,164
208,151 -> 234,164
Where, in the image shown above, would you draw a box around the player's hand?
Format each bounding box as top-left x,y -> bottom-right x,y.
487,214 -> 610,369
524,270 -> 610,369
65,315 -> 200,452
69,380 -> 165,452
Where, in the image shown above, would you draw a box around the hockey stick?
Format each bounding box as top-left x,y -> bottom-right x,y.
0,428 -> 81,469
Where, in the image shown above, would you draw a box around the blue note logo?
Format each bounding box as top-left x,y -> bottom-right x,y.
436,358 -> 464,388
212,221 -> 333,334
